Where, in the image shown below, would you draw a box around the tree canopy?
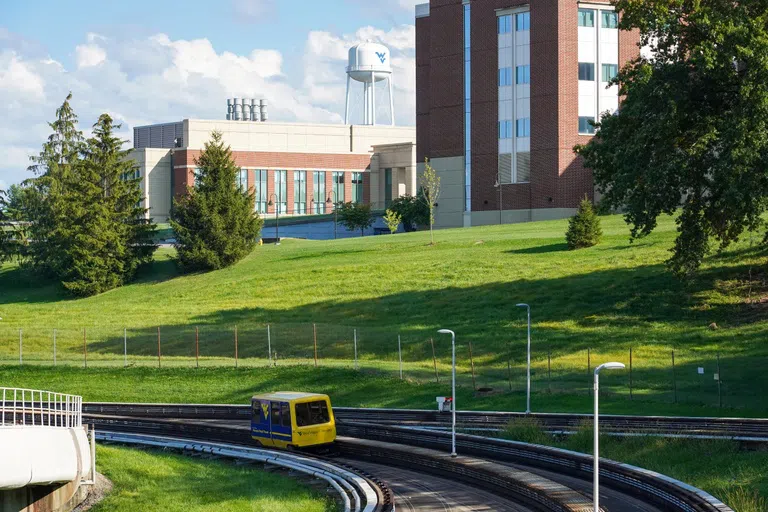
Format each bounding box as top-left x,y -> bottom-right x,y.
575,0 -> 768,276
337,202 -> 374,236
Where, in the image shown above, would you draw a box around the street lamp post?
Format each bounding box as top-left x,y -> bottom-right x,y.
326,191 -> 339,240
516,303 -> 531,414
437,328 -> 457,457
267,193 -> 280,245
593,362 -> 626,512
494,174 -> 503,225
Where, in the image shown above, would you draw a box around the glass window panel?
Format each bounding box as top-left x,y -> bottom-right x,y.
579,62 -> 595,81
352,172 -> 363,203
293,170 -> 306,215
384,168 -> 393,207
313,171 -> 326,214
602,11 -> 618,29
280,402 -> 291,428
516,65 -> 530,84
578,8 -> 595,27
579,116 -> 596,134
516,12 -> 530,31
602,63 -> 619,82
516,118 -> 530,138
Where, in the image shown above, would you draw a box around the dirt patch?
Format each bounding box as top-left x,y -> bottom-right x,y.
73,473 -> 113,512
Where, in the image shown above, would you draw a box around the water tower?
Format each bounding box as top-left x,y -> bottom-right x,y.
345,41 -> 395,126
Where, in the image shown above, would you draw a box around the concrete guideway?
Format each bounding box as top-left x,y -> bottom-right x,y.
1,388 -> 95,512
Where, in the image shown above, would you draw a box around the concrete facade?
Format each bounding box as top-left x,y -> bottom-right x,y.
130,120 -> 416,223
415,0 -> 640,228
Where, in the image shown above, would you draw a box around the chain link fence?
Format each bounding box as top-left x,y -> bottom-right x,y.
0,324 -> 760,410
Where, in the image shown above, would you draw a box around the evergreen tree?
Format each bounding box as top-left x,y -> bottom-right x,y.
565,197 -> 603,250
57,114 -> 157,296
171,131 -> 262,272
26,92 -> 84,276
0,188 -> 10,262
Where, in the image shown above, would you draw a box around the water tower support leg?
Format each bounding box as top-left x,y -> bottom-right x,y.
389,77 -> 395,126
371,71 -> 376,126
345,75 -> 351,125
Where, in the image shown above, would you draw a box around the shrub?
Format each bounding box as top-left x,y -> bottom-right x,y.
566,196 -> 603,250
337,202 -> 374,236
389,192 -> 429,232
383,209 -> 402,234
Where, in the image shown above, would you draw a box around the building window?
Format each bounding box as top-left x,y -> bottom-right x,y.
499,120 -> 513,139
516,118 -> 530,138
579,117 -> 596,135
236,168 -> 248,191
254,170 -> 267,213
516,12 -> 530,31
499,67 -> 512,86
463,2 -> 471,213
516,152 -> 531,183
579,62 -> 595,81
293,171 -> 306,215
273,170 -> 287,214
352,172 -> 363,203
312,171 -> 326,214
578,8 -> 595,27
193,167 -> 202,188
497,14 -> 511,34
516,65 -> 530,85
602,11 -> 618,29
602,63 -> 619,82
332,171 -> 345,205
384,168 -> 393,208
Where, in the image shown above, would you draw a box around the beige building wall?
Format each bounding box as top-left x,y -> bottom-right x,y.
370,142 -> 417,209
421,156 -> 465,229
132,148 -> 172,223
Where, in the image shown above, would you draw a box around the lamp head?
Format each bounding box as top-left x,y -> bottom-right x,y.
268,200 -> 274,206
595,362 -> 626,374
516,303 -> 528,308
437,329 -> 453,335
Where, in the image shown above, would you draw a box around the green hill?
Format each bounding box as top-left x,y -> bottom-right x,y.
1,214 -> 766,412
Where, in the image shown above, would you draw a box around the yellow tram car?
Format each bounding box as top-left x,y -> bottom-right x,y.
250,392 -> 337,449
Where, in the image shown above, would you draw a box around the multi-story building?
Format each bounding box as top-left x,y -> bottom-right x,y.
415,1 -> 640,228
129,118 -> 416,223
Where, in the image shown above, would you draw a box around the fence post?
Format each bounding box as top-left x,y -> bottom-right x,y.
468,341 -> 477,391
672,349 -> 677,404
123,328 -> 127,368
587,348 -> 591,395
234,326 -> 239,369
195,326 -> 200,369
53,329 -> 57,367
157,327 -> 161,369
267,324 -> 272,366
430,338 -> 439,383
398,335 -> 403,380
547,349 -> 551,394
629,346 -> 633,401
353,329 -> 358,370
507,358 -> 513,391
19,329 -> 22,366
313,324 -> 318,368
716,353 -> 722,409
83,328 -> 87,369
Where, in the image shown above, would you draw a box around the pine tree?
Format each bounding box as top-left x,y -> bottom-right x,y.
565,197 -> 603,250
171,131 -> 262,272
57,114 -> 157,296
26,92 -> 85,276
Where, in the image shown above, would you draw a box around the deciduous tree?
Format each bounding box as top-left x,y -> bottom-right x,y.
420,158 -> 441,245
337,202 -> 374,236
575,0 -> 768,276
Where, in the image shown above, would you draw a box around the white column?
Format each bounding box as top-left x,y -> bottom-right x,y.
344,74 -> 351,125
371,72 -> 376,126
389,77 -> 395,126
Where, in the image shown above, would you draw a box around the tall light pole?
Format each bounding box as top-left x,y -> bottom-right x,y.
437,328 -> 457,457
593,362 -> 625,512
494,174 -> 503,225
326,191 -> 339,240
267,193 -> 280,245
516,303 -> 531,414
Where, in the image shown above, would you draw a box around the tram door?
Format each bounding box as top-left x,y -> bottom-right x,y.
270,401 -> 293,446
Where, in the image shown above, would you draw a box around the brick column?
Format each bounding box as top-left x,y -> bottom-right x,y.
325,171 -> 334,205
307,171 -> 315,214
362,173 -> 371,205
266,170 -> 275,214
344,172 -> 353,203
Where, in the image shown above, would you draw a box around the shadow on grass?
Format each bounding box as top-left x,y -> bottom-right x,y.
505,243 -> 569,255
133,257 -> 180,285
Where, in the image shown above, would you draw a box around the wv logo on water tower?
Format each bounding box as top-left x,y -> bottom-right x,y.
375,51 -> 387,64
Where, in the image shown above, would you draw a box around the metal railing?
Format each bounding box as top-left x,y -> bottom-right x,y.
0,388 -> 82,428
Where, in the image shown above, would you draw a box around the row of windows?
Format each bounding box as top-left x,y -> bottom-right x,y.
232,169 -> 364,214
578,9 -> 618,29
499,65 -> 530,86
498,12 -> 530,34
499,118 -> 531,139
578,63 -> 619,82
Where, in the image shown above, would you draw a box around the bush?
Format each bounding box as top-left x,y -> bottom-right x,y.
336,202 -> 374,236
383,209 -> 402,234
389,192 -> 429,232
566,196 -> 603,250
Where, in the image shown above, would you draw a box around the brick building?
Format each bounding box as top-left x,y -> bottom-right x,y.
415,1 -> 640,228
129,119 -> 416,223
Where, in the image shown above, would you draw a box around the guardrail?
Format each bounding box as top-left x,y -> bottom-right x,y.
1,388 -> 82,428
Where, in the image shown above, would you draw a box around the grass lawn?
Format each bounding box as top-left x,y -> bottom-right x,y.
93,445 -> 333,512
502,420 -> 768,512
1,214 -> 767,413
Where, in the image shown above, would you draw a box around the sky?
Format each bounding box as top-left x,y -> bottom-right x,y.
0,0 -> 420,191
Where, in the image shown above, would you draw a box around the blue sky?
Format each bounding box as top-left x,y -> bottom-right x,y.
0,0 -> 419,189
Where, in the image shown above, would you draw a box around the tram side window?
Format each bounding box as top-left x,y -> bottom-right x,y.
281,402 -> 291,428
253,400 -> 262,419
271,401 -> 281,426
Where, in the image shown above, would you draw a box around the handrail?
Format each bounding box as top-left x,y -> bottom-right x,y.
1,388 -> 82,428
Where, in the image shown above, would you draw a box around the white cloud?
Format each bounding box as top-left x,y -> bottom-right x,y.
0,25 -> 416,187
232,0 -> 276,20
75,43 -> 107,68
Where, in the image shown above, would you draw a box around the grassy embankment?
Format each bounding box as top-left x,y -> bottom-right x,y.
92,445 -> 333,512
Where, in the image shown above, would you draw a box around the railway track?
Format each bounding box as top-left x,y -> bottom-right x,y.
82,403 -> 768,442
81,404 -> 735,512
